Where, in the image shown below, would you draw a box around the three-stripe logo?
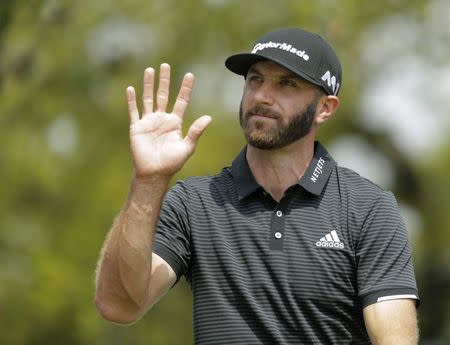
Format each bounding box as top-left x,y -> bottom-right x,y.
316,230 -> 344,249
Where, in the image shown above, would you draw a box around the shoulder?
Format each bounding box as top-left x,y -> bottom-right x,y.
167,167 -> 234,198
335,165 -> 385,194
332,164 -> 400,218
334,164 -> 390,200
162,168 -> 237,218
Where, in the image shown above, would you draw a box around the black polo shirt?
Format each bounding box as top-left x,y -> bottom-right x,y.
153,141 -> 419,345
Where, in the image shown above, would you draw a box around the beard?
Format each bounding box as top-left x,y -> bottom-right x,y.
239,97 -> 319,150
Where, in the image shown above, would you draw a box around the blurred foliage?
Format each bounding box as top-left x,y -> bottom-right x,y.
0,0 -> 448,344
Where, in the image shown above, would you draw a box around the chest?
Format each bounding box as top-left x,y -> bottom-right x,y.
189,197 -> 358,303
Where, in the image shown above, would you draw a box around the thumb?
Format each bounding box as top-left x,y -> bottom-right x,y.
184,115 -> 212,152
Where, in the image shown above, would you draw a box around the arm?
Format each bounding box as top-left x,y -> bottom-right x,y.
94,175 -> 175,324
356,192 -> 420,343
94,64 -> 211,324
363,299 -> 419,345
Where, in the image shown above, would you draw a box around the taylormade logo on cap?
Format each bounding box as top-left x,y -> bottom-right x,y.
251,41 -> 310,61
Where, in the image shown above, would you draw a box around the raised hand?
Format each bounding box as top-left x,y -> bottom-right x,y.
127,63 -> 211,179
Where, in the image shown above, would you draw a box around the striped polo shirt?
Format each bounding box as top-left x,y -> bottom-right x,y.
153,141 -> 419,345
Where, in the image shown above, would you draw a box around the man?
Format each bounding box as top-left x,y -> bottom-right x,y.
95,28 -> 420,344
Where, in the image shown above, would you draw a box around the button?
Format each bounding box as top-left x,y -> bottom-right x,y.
276,210 -> 283,217
274,232 -> 282,239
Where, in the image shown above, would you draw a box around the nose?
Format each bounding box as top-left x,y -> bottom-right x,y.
253,82 -> 274,105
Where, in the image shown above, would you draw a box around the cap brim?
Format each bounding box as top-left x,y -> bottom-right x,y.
225,53 -> 322,90
225,53 -> 268,76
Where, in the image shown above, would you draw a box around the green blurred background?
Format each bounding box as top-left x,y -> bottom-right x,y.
0,0 -> 449,344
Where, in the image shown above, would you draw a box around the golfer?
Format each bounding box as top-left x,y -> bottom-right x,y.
95,28 -> 420,344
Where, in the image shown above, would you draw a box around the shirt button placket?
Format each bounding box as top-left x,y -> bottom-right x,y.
270,207 -> 286,251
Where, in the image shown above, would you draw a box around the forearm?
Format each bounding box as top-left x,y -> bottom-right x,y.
95,174 -> 170,322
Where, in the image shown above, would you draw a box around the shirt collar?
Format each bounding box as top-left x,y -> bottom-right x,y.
231,141 -> 335,199
298,141 -> 336,196
231,146 -> 261,200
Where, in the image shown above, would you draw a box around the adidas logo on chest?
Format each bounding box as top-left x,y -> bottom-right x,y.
316,230 -> 344,249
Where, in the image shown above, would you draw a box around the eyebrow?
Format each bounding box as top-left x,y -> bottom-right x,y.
247,65 -> 303,81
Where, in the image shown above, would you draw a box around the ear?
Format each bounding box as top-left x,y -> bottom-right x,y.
315,95 -> 340,126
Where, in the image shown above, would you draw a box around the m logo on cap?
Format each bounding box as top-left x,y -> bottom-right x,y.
321,70 -> 340,95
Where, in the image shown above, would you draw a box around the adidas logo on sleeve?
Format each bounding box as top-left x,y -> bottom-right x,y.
316,230 -> 344,249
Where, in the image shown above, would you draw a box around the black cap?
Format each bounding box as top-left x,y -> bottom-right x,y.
225,28 -> 342,96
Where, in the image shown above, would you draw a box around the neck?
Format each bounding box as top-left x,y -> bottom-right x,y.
247,136 -> 315,202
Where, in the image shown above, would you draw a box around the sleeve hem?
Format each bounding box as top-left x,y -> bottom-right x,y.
153,243 -> 184,285
360,287 -> 420,308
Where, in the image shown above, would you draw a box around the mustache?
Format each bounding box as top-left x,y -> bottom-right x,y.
246,105 -> 281,119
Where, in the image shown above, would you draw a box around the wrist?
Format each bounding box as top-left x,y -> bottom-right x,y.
132,171 -> 172,187
128,171 -> 171,202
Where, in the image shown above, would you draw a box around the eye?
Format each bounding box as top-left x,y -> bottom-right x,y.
247,74 -> 263,83
245,74 -> 263,88
280,79 -> 297,87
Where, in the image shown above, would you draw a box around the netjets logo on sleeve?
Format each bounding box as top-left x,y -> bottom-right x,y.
251,41 -> 310,61
321,70 -> 340,95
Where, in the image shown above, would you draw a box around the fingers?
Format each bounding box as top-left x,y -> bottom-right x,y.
185,115 -> 212,152
172,72 -> 194,118
156,63 -> 170,112
142,67 -> 154,115
130,63 -> 192,123
126,86 -> 139,125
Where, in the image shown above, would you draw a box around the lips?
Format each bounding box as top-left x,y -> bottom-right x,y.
249,113 -> 277,119
247,106 -> 280,119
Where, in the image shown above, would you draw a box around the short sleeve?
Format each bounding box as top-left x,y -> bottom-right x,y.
153,181 -> 191,283
356,191 -> 419,308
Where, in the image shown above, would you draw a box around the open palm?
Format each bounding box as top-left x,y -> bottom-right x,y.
127,64 -> 211,178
